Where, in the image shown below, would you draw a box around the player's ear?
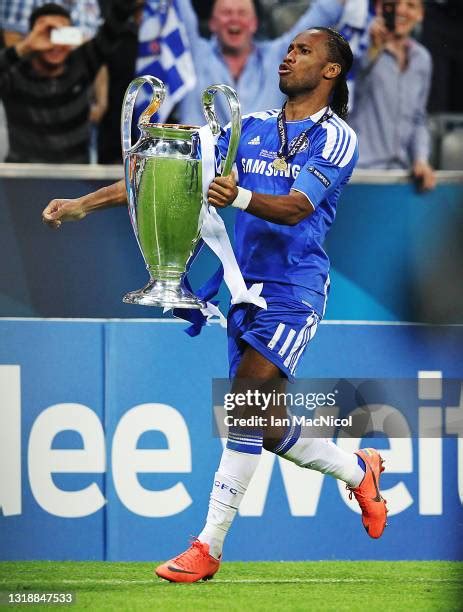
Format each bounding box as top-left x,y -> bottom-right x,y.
323,62 -> 341,81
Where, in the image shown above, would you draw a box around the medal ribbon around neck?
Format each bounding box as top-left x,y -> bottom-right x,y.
272,104 -> 333,171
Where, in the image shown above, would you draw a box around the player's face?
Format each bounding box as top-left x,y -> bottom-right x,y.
209,0 -> 258,53
279,30 -> 332,97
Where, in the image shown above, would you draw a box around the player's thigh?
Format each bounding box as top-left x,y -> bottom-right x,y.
240,297 -> 320,382
234,345 -> 282,380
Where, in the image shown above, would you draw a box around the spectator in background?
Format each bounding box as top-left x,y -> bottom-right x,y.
175,0 -> 347,125
0,1 -> 136,163
1,0 -> 102,45
1,0 -> 108,162
349,0 -> 436,190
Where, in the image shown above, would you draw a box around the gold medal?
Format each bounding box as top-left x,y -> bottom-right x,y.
272,157 -> 288,171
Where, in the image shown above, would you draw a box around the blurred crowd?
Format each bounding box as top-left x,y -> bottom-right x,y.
0,0 -> 462,185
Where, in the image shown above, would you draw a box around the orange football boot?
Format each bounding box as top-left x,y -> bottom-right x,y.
348,448 -> 388,539
155,540 -> 221,583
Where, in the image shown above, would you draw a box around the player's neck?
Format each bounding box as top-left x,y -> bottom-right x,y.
284,92 -> 330,121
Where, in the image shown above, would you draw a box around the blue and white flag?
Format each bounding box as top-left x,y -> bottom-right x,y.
336,0 -> 374,109
136,0 -> 196,122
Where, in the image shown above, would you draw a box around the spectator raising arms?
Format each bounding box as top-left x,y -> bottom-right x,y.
0,1 -> 137,164
175,0 -> 347,125
348,0 -> 436,191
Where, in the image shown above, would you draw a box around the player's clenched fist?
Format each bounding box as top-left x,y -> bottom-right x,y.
42,198 -> 86,229
207,174 -> 239,208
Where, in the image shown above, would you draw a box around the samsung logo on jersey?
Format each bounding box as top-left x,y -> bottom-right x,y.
242,158 -> 301,179
308,166 -> 331,187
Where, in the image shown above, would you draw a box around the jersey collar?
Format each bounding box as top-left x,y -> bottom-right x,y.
310,106 -> 330,123
284,105 -> 331,124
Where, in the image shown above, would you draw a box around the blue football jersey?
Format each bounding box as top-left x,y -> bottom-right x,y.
217,107 -> 358,317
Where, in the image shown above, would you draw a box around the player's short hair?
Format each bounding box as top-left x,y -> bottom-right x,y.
311,27 -> 353,120
29,3 -> 72,30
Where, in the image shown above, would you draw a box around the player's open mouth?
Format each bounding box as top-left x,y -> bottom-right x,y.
278,65 -> 291,75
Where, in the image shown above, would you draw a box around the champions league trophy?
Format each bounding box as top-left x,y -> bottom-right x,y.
121,76 -> 241,309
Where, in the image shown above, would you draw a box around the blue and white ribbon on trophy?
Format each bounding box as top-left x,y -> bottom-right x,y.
172,126 -> 267,336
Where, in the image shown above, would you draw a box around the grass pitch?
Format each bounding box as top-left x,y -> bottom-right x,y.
0,561 -> 461,611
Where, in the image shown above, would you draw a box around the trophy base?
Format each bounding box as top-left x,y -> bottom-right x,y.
123,279 -> 205,309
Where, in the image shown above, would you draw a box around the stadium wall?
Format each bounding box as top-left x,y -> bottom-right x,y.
1,167 -> 463,322
0,320 -> 462,561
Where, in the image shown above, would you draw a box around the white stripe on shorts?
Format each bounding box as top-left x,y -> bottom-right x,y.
267,323 -> 285,349
283,314 -> 315,370
278,328 -> 296,357
289,318 -> 319,374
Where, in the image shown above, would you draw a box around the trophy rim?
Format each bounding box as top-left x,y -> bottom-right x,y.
139,122 -> 201,131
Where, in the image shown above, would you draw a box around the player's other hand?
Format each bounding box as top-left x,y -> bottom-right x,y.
207,174 -> 239,209
412,160 -> 436,192
42,198 -> 86,229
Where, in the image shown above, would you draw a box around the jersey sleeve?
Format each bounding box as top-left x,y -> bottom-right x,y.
291,120 -> 358,208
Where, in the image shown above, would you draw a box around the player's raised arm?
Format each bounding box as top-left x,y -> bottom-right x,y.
42,179 -> 127,229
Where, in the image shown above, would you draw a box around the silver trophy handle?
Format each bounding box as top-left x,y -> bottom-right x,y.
121,76 -> 166,155
201,84 -> 241,176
